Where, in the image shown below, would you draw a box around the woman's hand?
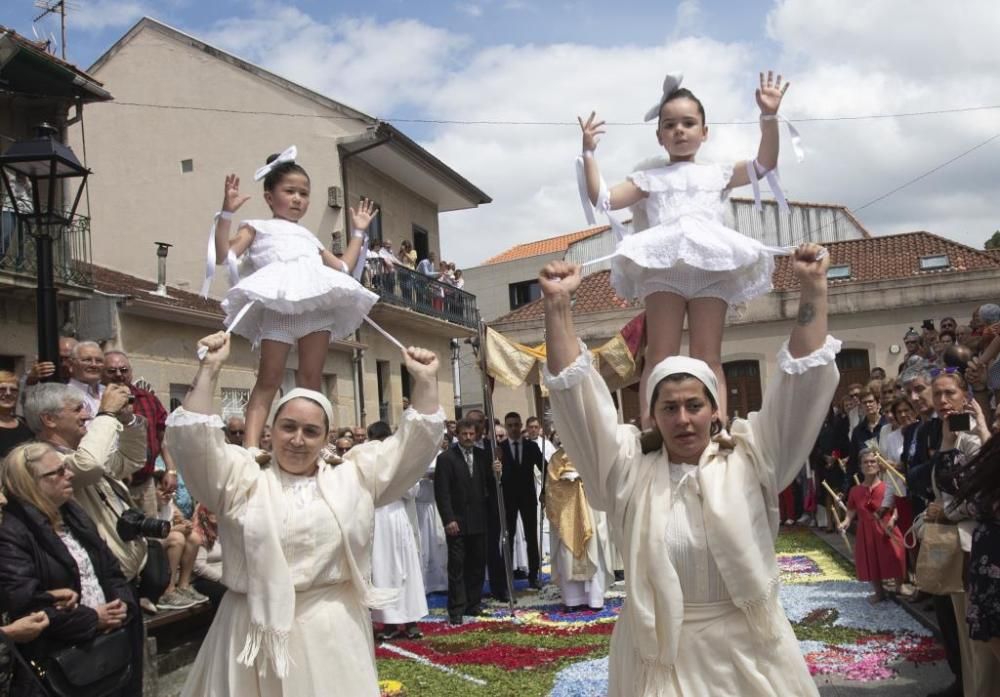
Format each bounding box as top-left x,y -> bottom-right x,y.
926,501 -> 944,522
197,331 -> 230,369
47,588 -> 79,610
95,599 -> 127,632
791,243 -> 829,287
756,70 -> 790,115
221,174 -> 251,214
539,261 -> 582,301
349,198 -> 379,231
1,611 -> 49,642
578,111 -> 606,152
402,347 -> 439,383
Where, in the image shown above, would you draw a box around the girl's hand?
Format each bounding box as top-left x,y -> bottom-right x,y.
350,198 -> 379,231
1,611 -> 49,643
539,261 -> 582,300
197,331 -> 230,368
402,346 -> 439,382
756,70 -> 790,115
791,243 -> 829,286
578,111 -> 606,153
221,174 -> 251,214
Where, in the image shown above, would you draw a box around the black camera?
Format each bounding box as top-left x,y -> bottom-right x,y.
116,509 -> 170,541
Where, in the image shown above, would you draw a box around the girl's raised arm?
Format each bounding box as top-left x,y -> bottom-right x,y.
214,174 -> 254,261
579,112 -> 645,210
728,71 -> 790,189
322,199 -> 379,274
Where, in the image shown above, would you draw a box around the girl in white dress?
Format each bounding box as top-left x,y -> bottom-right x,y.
578,71 -> 792,428
205,149 -> 380,450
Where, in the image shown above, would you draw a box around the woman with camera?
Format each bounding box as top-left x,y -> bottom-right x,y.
164,331 -> 444,697
0,442 -> 142,696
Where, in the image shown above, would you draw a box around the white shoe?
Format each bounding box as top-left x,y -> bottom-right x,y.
157,589 -> 197,611
139,597 -> 158,615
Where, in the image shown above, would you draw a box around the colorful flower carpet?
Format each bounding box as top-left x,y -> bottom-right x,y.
376,528 -> 943,696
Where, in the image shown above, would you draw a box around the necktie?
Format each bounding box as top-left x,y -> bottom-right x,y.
514,441 -> 520,466
464,448 -> 474,477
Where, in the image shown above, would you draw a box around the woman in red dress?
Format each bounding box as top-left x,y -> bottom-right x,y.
839,448 -> 906,602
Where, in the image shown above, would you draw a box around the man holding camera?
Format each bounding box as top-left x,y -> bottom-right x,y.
24,383 -> 153,590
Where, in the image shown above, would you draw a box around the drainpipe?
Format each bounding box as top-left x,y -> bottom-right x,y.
153,242 -> 172,296
450,338 -> 462,417
338,125 -> 392,428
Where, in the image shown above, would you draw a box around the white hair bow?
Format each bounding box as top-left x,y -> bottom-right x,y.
254,145 -> 298,181
643,72 -> 684,122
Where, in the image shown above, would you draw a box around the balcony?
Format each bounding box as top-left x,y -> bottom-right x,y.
363,259 -> 477,329
0,210 -> 93,288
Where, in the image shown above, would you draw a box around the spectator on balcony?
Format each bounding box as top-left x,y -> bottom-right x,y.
453,269 -> 465,290
103,350 -> 167,517
398,240 -> 417,270
0,372 -> 32,459
417,251 -> 438,277
66,342 -> 105,418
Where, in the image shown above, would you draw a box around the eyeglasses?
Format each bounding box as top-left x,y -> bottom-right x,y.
227,429 -> 245,436
849,392 -> 861,398
0,386 -> 18,395
104,367 -> 130,375
76,357 -> 103,365
38,464 -> 69,480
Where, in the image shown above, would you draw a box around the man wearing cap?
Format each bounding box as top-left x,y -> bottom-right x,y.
538,243 -> 837,696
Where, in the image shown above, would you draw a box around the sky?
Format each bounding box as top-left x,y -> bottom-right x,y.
7,0 -> 1000,268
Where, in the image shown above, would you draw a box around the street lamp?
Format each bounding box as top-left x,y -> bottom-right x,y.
0,124 -> 90,375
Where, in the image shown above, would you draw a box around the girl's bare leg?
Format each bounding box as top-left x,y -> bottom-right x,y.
638,292 -> 686,429
295,330 -> 332,390
687,296 -> 729,421
245,339 -> 292,449
178,532 -> 201,588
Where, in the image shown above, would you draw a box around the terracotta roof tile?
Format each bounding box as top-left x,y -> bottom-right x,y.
480,225 -> 609,265
90,265 -> 222,315
493,231 -> 1000,323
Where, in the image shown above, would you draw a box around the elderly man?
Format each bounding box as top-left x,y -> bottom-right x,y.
104,350 -> 168,516
224,415 -> 245,446
24,383 -> 152,591
66,341 -> 106,418
352,425 -> 368,445
23,335 -> 78,386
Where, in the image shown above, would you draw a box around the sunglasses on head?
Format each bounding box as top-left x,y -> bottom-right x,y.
929,366 -> 960,378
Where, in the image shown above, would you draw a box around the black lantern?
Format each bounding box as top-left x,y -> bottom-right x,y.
0,124 -> 90,376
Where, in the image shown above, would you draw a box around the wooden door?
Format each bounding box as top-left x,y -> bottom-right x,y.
835,349 -> 871,402
724,360 -> 762,421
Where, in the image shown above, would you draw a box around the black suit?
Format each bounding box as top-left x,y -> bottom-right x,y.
435,444 -> 493,618
500,438 -> 545,582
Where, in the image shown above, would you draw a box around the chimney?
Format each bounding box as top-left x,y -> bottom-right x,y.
154,242 -> 172,296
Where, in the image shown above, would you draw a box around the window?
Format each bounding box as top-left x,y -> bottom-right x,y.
919,254 -> 950,270
220,387 -> 250,420
363,197 -> 382,245
180,159 -> 194,173
412,225 -> 429,262
826,264 -> 851,280
509,279 -> 541,310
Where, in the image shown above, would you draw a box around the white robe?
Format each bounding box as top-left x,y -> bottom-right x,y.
166,408 -> 444,697
415,468 -> 448,593
544,338 -> 840,697
371,485 -> 429,624
550,496 -> 614,609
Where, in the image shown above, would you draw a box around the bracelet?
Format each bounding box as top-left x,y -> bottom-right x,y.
351,229 -> 365,239
217,211 -> 234,221
96,411 -> 117,418
582,150 -> 595,158
759,114 -> 779,121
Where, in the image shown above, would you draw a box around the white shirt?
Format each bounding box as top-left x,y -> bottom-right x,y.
68,378 -> 105,420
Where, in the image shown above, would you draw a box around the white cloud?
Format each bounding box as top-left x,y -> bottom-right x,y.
192,1 -> 1000,268
455,3 -> 484,17
72,0 -> 151,31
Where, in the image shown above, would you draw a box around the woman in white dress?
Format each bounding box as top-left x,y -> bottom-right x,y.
416,461 -> 449,593
165,331 -> 444,697
539,244 -> 838,696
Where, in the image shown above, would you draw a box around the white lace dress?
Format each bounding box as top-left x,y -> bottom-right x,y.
611,162 -> 779,304
222,218 -> 379,346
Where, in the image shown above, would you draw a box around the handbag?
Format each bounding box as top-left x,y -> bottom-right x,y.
137,538 -> 170,602
40,628 -> 133,697
914,521 -> 964,595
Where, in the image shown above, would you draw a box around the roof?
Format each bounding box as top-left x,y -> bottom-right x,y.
0,27 -> 111,101
89,18 -> 489,210
494,231 -> 1000,323
90,265 -> 222,316
480,225 -> 610,265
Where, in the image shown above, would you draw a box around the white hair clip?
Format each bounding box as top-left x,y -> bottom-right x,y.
643,72 -> 684,122
253,145 -> 298,181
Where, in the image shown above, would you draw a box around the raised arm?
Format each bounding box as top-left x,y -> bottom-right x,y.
787,243 -> 830,358
728,71 -> 790,188
214,174 -> 254,262
578,112 -> 646,210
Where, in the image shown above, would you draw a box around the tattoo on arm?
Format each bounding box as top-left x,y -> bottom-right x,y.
797,302 -> 815,326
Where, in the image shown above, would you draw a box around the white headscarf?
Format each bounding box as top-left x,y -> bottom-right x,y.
644,355 -> 720,413
275,387 -> 334,429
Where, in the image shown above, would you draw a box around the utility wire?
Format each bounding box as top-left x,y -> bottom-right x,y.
104,100 -> 1000,127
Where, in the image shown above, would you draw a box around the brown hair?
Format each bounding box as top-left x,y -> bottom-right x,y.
2,442 -> 63,529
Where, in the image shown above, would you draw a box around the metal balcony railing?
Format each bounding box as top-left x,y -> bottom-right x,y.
0,210 -> 93,287
363,259 -> 477,329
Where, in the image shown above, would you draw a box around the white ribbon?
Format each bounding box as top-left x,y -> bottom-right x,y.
746,159 -> 791,215
200,214 -> 242,298
352,234 -> 368,282
761,114 -> 805,163
254,145 -> 297,182
575,155 -> 629,270
643,72 -> 684,122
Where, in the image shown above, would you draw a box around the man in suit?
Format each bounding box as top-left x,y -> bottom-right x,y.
434,418 -> 499,624
500,411 -> 545,589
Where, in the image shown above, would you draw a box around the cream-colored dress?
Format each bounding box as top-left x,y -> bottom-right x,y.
544,337 -> 841,696
165,407 -> 444,697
